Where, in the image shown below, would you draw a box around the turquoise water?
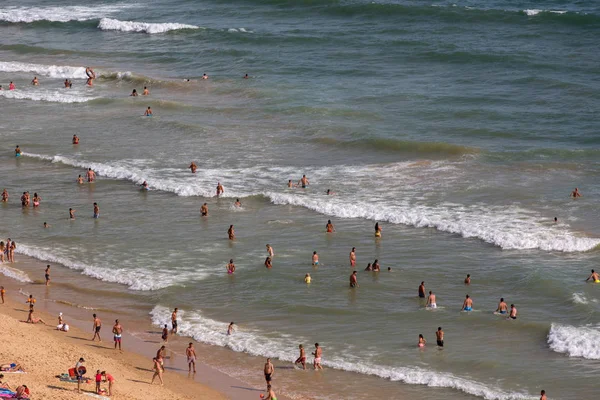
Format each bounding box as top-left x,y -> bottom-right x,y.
1,1 -> 600,399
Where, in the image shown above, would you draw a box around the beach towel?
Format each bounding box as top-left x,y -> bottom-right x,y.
82,393 -> 110,400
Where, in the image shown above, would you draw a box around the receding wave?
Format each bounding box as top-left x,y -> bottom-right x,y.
0,265 -> 33,283
548,323 -> 600,360
98,18 -> 200,34
313,137 -> 479,157
0,4 -> 136,23
0,89 -> 95,103
150,305 -> 534,400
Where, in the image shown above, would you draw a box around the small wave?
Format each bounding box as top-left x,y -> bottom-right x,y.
0,265 -> 33,283
0,89 -> 95,103
0,61 -> 88,79
150,306 -> 533,400
51,299 -> 99,311
15,243 -> 190,291
571,292 -> 597,305
548,323 -> 600,360
523,9 -> 568,16
227,27 -> 253,33
313,137 -> 478,157
98,18 -> 199,34
0,4 -> 136,23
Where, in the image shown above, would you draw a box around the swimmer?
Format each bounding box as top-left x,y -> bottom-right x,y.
72,134 -> 79,144
141,181 -> 149,190
571,187 -> 582,198
266,244 -> 274,258
227,259 -> 235,274
312,251 -> 319,266
69,208 -> 76,219
586,269 -> 600,283
85,67 -> 95,86
364,263 -> 372,271
540,390 -> 546,400
350,271 -> 358,288
228,225 -> 235,240
508,304 -> 517,320
436,327 -> 444,347
15,145 -> 21,157
462,294 -> 473,312
464,274 -> 471,285
227,322 -> 235,335
130,89 -> 138,96
86,168 -> 96,182
287,179 -> 296,188
142,86 -> 150,95
243,74 -> 249,79
298,174 -> 309,189
202,73 -> 208,80
144,106 -> 153,116
216,182 -> 224,197
554,217 -> 558,223
1,189 -> 8,202
64,79 -> 71,88
374,222 -> 382,237
426,291 -> 437,308
304,273 -> 311,284
325,189 -> 335,195
201,203 -> 208,216
93,202 -> 99,219
312,343 -> 323,370
43,222 -> 49,228
326,220 -> 335,233
264,257 -> 272,269
387,267 -> 392,272
77,175 -> 84,184
31,76 -> 39,86
9,82 -> 15,90
349,247 -> 356,267
372,259 -> 380,272
418,334 -> 426,348
496,298 -> 508,314
189,162 -> 198,173
418,282 -> 425,298
295,344 -> 306,369
234,199 -> 241,207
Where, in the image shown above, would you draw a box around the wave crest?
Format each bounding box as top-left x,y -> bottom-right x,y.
548,323 -> 600,360
98,18 -> 200,34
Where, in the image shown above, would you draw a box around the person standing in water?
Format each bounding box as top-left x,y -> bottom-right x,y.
189,162 -> 197,173
171,308 -> 178,335
294,344 -> 306,369
45,265 -> 51,286
508,304 -> 517,320
130,89 -> 138,96
161,324 -> 169,342
264,257 -> 272,269
349,247 -> 356,267
228,225 -> 235,240
436,327 -> 444,347
31,77 -> 39,85
264,358 -> 274,384
312,251 -> 319,266
142,87 -> 150,95
374,222 -> 382,237
586,269 -> 600,283
287,179 -> 296,188
216,182 -> 224,197
72,134 -> 79,144
266,244 -> 274,258
418,334 -> 426,348
69,208 -> 76,219
540,390 -> 546,400
418,282 -> 425,298
312,343 -> 323,370
326,220 -> 335,233
426,291 -> 437,309
571,188 -> 582,198
464,274 -> 471,285
86,168 -> 96,182
298,175 -> 309,188
93,203 -> 99,219
227,322 -> 235,335
201,203 -> 208,217
15,145 -> 21,157
226,259 -> 235,274
1,189 -> 8,202
144,106 -> 153,116
496,298 -> 508,314
304,273 -> 311,283
462,294 -> 473,312
349,271 -> 358,288
234,199 -> 241,207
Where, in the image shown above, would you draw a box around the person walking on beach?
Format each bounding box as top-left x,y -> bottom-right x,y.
151,357 -> 164,386
93,203 -> 100,219
586,269 -> 600,283
312,343 -> 323,370
350,271 -> 358,288
171,308 -> 178,334
298,175 -> 309,188
264,358 -> 274,384
26,295 -> 36,311
156,346 -> 166,370
418,282 -> 425,298
436,327 -> 444,347
186,343 -> 197,373
161,324 -> 169,342
86,168 -> 96,183
462,295 -> 473,312
216,182 -> 224,197
45,265 -> 51,286
496,298 -> 508,314
0,242 -> 4,263
294,344 -> 306,370
201,203 -> 208,216
92,313 -> 102,342
9,241 -> 16,263
113,319 -> 123,351
228,225 -> 235,240
349,247 -> 356,267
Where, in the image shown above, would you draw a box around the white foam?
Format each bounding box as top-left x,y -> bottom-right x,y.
0,61 -> 88,79
548,323 -> 600,360
0,89 -> 95,103
150,305 -> 533,400
16,243 -> 196,291
523,9 -> 568,16
0,265 -> 33,283
0,4 -> 136,23
571,292 -> 597,305
98,18 -> 199,34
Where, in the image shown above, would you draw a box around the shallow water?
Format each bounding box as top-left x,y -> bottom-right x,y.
1,1 -> 599,399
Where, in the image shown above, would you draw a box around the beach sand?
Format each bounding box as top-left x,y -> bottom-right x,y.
0,296 -> 227,400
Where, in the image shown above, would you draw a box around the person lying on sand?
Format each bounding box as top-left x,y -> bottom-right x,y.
26,310 -> 45,325
0,363 -> 24,372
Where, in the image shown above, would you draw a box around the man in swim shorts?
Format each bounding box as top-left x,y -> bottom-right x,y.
294,344 -> 306,369
350,247 -> 356,267
186,343 -> 197,373
462,294 -> 473,312
113,319 -> 123,350
264,358 -> 274,384
312,251 -> 319,266
418,282 -> 425,298
426,291 -> 436,309
436,327 -> 444,347
144,106 -> 153,116
298,175 -> 309,189
312,343 -> 323,370
86,168 -> 96,182
349,271 -> 358,288
586,269 -> 600,283
508,304 -> 517,320
92,313 -> 102,342
496,298 -> 508,314
171,308 -> 178,334
93,202 -> 99,219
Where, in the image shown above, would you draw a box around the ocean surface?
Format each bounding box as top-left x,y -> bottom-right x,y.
1,0 -> 600,399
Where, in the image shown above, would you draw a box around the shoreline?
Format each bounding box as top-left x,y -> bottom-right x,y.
0,253 -> 294,400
